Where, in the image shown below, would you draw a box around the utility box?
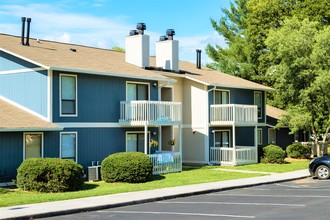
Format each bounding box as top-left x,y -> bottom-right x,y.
88,166 -> 101,182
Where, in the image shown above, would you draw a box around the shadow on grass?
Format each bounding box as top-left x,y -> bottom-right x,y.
82,182 -> 100,190
150,175 -> 166,182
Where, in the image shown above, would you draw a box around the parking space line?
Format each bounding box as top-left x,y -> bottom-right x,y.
158,201 -> 305,207
211,194 -> 330,198
97,210 -> 255,218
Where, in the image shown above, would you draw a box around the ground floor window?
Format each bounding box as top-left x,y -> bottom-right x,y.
24,132 -> 43,159
214,130 -> 230,148
257,128 -> 263,145
126,132 -> 149,153
60,132 -> 77,161
268,128 -> 276,144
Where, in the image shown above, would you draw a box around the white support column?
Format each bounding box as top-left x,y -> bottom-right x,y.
179,125 -> 182,155
255,126 -> 258,163
232,124 -> 236,165
144,124 -> 148,154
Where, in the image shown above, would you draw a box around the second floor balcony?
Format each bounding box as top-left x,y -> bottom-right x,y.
119,101 -> 182,126
210,104 -> 258,126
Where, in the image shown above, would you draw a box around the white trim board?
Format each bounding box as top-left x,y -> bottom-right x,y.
0,67 -> 45,75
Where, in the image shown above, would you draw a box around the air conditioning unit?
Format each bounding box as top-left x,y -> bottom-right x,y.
88,166 -> 101,182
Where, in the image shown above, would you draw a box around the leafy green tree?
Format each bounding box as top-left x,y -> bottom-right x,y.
268,17 -> 330,146
207,0 -> 329,85
206,0 -> 256,81
111,46 -> 125,52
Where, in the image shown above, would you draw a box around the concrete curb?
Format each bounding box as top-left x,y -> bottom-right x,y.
0,169 -> 310,220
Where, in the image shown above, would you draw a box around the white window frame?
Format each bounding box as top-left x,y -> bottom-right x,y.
254,91 -> 263,119
268,128 -> 276,144
23,132 -> 44,160
213,129 -> 231,148
257,128 -> 263,145
60,73 -> 78,117
126,81 -> 150,101
125,131 -> 151,153
213,89 -> 230,105
60,132 -> 78,162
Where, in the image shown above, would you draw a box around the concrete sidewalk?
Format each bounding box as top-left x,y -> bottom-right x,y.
0,169 -> 310,220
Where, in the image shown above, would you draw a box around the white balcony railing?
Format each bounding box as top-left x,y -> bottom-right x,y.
210,146 -> 257,166
119,101 -> 182,126
210,104 -> 257,125
148,152 -> 182,175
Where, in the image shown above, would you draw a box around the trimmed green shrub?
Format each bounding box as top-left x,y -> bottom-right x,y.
101,152 -> 153,183
286,143 -> 311,159
0,187 -> 9,194
261,144 -> 286,164
16,158 -> 84,192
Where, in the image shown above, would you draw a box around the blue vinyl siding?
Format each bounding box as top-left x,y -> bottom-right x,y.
0,70 -> 48,117
52,71 -> 159,122
0,51 -> 38,71
0,132 -> 23,181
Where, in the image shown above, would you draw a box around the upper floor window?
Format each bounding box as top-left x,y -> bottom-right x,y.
127,82 -> 149,101
254,91 -> 263,119
60,74 -> 77,116
24,132 -> 43,159
214,90 -> 229,104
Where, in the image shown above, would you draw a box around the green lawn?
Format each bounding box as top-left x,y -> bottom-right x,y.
0,159 -> 309,207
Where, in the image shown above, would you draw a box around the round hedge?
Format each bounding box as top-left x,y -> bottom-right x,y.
16,158 -> 84,192
101,152 -> 153,183
261,144 -> 286,164
286,143 -> 311,159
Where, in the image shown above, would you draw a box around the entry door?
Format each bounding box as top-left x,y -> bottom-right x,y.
214,130 -> 231,148
126,133 -> 149,153
127,83 -> 149,101
161,87 -> 173,150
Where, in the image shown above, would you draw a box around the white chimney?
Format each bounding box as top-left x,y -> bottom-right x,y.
156,29 -> 179,71
125,23 -> 150,68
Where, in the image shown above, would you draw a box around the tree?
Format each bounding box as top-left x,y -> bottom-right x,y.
111,46 -> 125,52
206,0 -> 256,81
207,0 -> 329,85
267,17 -> 330,147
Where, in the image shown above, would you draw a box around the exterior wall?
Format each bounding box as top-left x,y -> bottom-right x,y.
0,131 -> 59,181
0,52 -> 48,118
0,132 -> 22,181
266,116 -> 295,149
181,78 -> 208,163
52,71 -> 158,122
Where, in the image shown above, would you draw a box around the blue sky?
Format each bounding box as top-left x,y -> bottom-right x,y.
0,0 -> 231,63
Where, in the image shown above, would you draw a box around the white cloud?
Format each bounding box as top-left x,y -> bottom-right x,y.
0,3 -> 226,63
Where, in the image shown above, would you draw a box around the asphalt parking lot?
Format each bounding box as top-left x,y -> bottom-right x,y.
44,177 -> 330,220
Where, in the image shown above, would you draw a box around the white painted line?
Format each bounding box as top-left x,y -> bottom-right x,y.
211,194 -> 330,198
98,210 -> 255,218
158,201 -> 305,207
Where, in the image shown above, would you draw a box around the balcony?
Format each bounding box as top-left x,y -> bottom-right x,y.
210,104 -> 257,126
119,101 -> 182,126
209,146 -> 257,166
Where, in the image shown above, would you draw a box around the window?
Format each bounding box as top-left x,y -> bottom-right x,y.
24,133 -> 43,159
268,128 -> 276,144
60,74 -> 77,115
214,90 -> 229,104
127,82 -> 149,101
126,132 -> 149,153
60,132 -> 77,161
254,91 -> 263,119
257,128 -> 263,145
214,130 -> 230,148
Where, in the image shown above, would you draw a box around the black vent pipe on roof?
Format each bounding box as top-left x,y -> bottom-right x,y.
21,17 -> 26,45
196,49 -> 202,69
26,18 -> 31,46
